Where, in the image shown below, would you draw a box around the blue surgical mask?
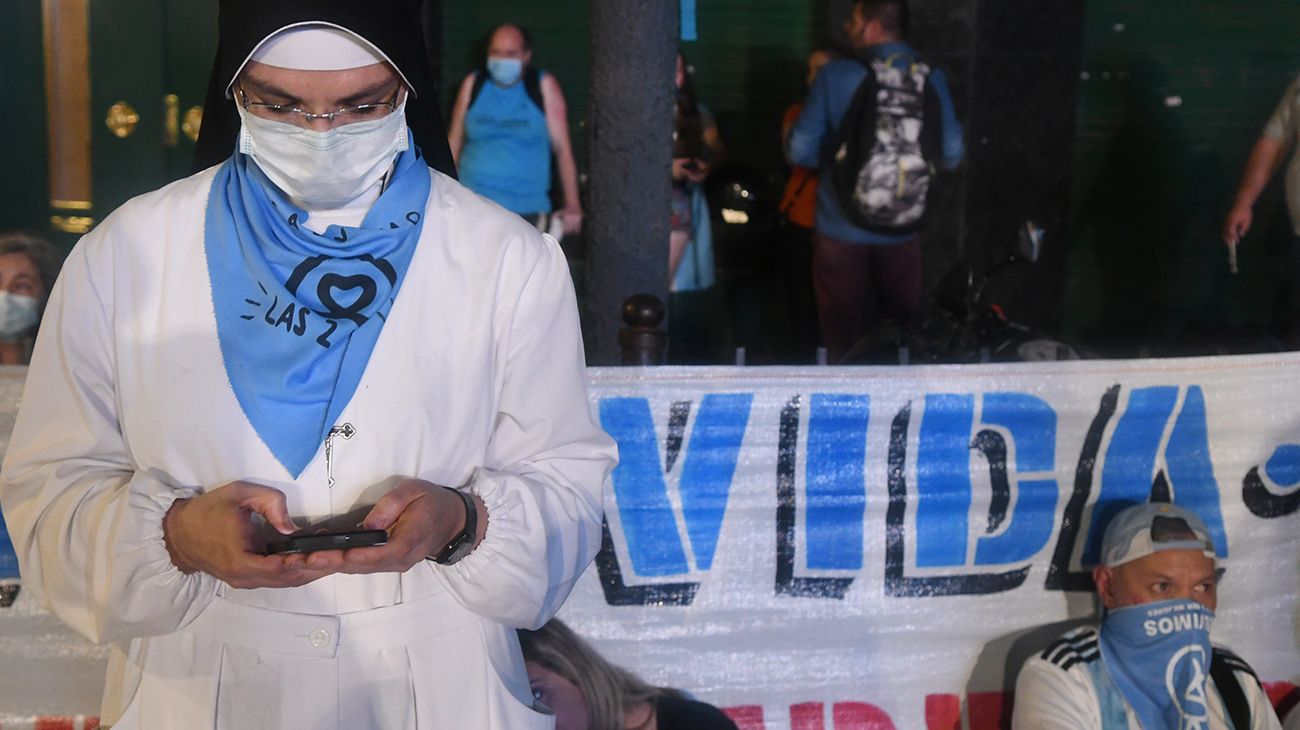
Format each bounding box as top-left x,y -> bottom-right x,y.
487,57 -> 523,86
1099,599 -> 1214,730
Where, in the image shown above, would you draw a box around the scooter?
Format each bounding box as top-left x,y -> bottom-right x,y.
841,222 -> 1081,365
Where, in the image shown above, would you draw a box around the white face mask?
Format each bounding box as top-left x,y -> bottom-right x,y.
0,291 -> 41,341
237,98 -> 410,209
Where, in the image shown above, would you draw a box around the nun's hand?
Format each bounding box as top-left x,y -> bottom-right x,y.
304,478 -> 486,574
163,481 -> 333,589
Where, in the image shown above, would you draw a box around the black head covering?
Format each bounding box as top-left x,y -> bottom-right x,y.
192,0 -> 457,178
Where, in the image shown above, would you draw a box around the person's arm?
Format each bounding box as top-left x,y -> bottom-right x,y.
1010,656 -> 1103,730
540,72 -> 583,236
782,104 -> 802,150
927,67 -> 965,172
676,106 -> 725,185
1226,80 -> 1300,246
787,65 -> 833,169
442,233 -> 615,628
0,231 -> 327,644
1224,135 -> 1289,246
447,73 -> 477,165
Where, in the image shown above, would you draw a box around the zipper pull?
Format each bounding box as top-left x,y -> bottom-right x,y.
324,422 -> 356,489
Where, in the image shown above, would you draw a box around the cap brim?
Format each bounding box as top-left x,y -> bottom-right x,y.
1107,539 -> 1217,567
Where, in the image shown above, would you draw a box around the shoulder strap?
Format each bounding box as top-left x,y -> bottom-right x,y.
524,66 -> 545,113
1211,649 -> 1254,730
469,70 -> 489,107
469,67 -> 545,113
832,61 -> 879,146
779,168 -> 817,218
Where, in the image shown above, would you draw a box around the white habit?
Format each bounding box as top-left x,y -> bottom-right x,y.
0,165 -> 617,729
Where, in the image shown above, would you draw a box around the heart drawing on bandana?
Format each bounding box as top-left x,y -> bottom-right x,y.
318,273 -> 378,324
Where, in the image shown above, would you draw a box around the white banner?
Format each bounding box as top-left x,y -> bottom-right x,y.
2,356 -> 1299,728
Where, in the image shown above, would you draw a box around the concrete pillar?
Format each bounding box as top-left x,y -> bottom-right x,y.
584,0 -> 679,365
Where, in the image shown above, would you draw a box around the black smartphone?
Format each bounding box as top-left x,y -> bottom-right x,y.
265,529 -> 388,555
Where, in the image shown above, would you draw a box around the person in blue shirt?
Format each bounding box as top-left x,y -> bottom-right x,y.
448,23 -> 583,237
787,0 -> 964,362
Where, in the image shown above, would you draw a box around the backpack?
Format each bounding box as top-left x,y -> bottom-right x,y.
1209,648 -> 1258,730
470,65 -> 545,113
829,52 -> 943,235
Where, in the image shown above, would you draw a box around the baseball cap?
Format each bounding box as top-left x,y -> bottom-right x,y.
1099,502 -> 1217,568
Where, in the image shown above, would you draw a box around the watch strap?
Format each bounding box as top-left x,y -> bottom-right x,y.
432,487 -> 477,565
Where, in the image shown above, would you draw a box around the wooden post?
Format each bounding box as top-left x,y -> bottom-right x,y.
43,0 -> 95,234
619,294 -> 667,366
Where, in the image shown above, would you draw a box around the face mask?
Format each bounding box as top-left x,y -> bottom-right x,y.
487,57 -> 523,86
0,291 -> 41,341
1099,599 -> 1214,730
237,99 -> 410,209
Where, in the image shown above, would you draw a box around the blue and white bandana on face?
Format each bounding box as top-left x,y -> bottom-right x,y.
1099,599 -> 1215,730
205,134 -> 430,477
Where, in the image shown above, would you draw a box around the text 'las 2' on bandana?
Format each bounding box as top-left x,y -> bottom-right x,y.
204,137 -> 430,476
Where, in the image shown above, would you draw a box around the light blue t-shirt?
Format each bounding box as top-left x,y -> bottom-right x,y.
459,71 -> 552,214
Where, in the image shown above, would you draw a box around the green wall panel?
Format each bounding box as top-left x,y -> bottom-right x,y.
1066,0 -> 1300,353
0,1 -> 50,234
689,0 -> 825,181
161,1 -> 219,181
90,0 -> 168,219
438,0 -> 825,184
0,1 -> 215,247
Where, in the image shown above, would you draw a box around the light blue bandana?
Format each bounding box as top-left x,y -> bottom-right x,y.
205,136 -> 430,477
1099,599 -> 1215,730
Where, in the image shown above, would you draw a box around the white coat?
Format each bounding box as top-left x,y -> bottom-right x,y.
0,165 -> 617,729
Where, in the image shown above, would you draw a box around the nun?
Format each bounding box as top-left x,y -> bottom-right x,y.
0,1 -> 615,727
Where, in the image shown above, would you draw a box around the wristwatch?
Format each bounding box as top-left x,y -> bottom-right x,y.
431,487 -> 478,565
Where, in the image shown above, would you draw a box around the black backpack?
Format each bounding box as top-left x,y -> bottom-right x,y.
470,65 -> 545,113
829,51 -> 944,235
1210,647 -> 1258,730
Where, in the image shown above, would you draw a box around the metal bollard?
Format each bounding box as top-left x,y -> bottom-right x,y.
619,294 -> 667,366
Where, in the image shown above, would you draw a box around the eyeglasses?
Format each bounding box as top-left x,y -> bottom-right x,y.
237,85 -> 401,125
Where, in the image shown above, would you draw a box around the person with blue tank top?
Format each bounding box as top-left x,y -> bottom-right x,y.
449,23 -> 584,237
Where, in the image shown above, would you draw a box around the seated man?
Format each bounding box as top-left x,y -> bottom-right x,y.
1013,502 -> 1282,729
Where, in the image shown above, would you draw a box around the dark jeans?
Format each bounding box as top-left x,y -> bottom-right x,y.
812,231 -> 922,363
